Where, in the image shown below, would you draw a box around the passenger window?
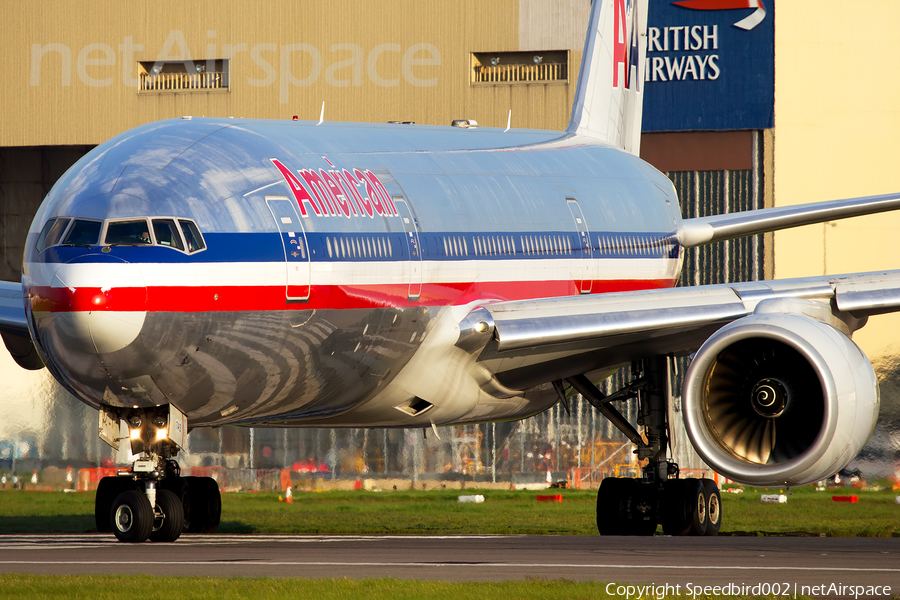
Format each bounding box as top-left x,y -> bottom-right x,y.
105,220 -> 152,245
178,220 -> 206,253
152,219 -> 185,250
62,220 -> 102,246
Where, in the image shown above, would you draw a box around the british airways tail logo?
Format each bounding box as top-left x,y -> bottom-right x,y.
271,157 -> 399,219
673,0 -> 766,31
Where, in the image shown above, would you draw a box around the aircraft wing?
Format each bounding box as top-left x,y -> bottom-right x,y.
0,280 -> 42,370
680,192 -> 900,247
463,270 -> 900,390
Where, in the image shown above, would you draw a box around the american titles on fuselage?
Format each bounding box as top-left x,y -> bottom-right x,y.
270,157 -> 399,219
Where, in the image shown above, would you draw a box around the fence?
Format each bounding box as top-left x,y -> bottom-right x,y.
567,467 -> 722,490
67,464 -> 724,493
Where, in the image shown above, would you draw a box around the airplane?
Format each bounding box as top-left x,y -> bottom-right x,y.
3,0 -> 900,543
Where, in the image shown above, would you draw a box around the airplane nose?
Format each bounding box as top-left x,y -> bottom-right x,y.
49,256 -> 148,355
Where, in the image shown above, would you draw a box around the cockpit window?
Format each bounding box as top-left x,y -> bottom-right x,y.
179,220 -> 206,253
35,220 -> 57,252
152,219 -> 185,251
105,220 -> 153,246
62,219 -> 102,246
35,218 -> 71,252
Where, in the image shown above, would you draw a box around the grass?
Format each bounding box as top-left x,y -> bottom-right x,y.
218,488 -> 595,535
0,575 -> 821,600
0,484 -> 897,536
712,484 -> 900,537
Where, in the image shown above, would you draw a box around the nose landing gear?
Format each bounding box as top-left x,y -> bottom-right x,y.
95,403 -> 221,543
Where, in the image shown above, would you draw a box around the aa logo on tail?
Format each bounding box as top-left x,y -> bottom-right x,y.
613,0 -> 642,91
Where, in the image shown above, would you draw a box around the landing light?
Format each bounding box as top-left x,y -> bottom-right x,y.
130,429 -> 141,440
155,428 -> 168,442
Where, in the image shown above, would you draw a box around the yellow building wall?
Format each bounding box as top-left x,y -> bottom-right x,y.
1,0 -> 586,147
773,2 -> 900,361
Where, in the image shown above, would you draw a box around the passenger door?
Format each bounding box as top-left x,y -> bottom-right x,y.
266,196 -> 311,301
393,197 -> 422,301
567,198 -> 592,294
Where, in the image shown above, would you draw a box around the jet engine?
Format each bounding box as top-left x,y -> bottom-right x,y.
683,310 -> 879,487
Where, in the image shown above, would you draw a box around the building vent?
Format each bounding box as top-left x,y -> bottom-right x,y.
471,51 -> 568,85
139,60 -> 229,92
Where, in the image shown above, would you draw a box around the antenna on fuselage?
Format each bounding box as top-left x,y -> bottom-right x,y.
504,109 -> 511,133
316,102 -> 325,126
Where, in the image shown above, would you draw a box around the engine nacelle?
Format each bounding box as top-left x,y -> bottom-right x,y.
683,311 -> 879,487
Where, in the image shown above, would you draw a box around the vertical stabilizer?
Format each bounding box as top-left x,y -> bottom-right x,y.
566,0 -> 648,155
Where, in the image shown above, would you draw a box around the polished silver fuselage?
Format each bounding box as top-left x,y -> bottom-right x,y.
23,118 -> 682,428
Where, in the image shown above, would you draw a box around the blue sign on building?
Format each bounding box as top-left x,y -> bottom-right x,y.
642,0 -> 774,132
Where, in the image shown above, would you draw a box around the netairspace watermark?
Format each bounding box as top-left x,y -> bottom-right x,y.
29,30 -> 441,104
604,582 -> 894,599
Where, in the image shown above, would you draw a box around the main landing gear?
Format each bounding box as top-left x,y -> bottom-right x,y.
95,404 -> 221,543
562,357 -> 721,536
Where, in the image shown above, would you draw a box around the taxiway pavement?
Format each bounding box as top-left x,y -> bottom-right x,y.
0,534 -> 898,590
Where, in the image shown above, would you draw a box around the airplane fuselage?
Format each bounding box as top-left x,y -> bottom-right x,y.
22,117 -> 682,429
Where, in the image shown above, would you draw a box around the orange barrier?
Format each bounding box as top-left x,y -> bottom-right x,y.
536,494 -> 563,502
832,495 -> 858,503
77,468 -> 121,491
568,468 -> 584,489
183,466 -> 227,490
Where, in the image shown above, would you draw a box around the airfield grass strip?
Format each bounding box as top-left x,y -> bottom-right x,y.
0,574 -> 817,600
0,485 -> 897,536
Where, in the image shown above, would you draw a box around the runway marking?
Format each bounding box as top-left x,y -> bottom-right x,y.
0,534 -> 506,550
0,534 -> 512,551
0,561 -> 897,573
